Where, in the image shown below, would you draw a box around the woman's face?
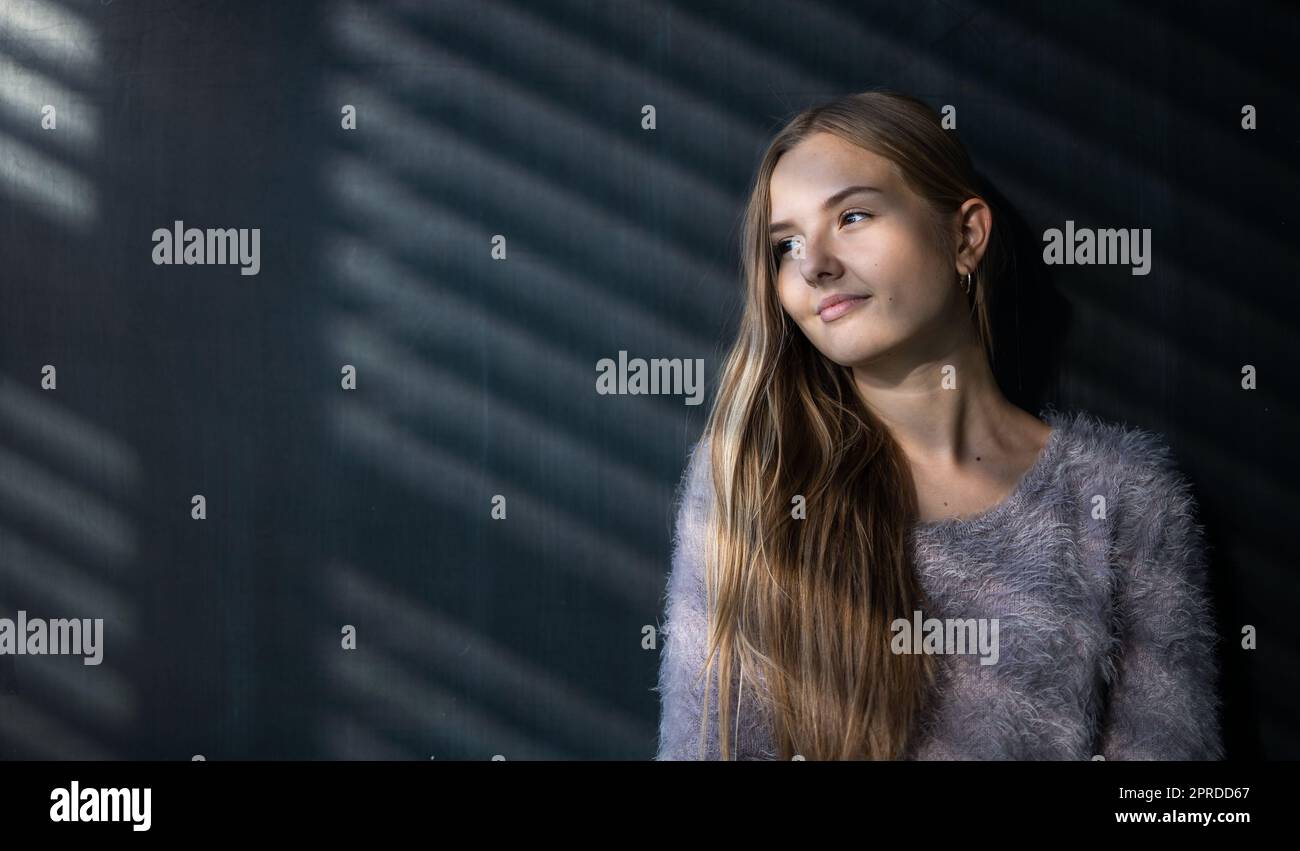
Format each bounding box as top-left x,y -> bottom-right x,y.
769,132 -> 964,370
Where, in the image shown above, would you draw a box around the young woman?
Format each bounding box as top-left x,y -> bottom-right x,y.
654,90 -> 1224,761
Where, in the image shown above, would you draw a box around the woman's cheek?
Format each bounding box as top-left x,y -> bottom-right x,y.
777,275 -> 805,319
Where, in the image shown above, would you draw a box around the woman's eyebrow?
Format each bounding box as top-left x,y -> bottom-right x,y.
769,185 -> 883,234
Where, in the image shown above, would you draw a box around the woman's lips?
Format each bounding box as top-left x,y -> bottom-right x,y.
819,295 -> 870,322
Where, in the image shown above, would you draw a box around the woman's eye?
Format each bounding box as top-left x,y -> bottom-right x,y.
764,236 -> 795,259
771,214 -> 869,261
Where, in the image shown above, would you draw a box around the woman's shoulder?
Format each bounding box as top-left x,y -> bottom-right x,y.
674,434 -> 714,516
1042,405 -> 1188,482
666,434 -> 716,592
1039,405 -> 1204,543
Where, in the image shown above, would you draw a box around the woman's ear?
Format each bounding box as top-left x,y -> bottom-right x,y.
955,198 -> 992,273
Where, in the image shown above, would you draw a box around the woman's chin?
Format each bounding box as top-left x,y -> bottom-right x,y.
823,348 -> 878,368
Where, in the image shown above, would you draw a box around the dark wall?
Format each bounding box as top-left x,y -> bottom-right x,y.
0,0 -> 1294,759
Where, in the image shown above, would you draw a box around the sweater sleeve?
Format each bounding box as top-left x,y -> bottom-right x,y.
654,438 -> 721,760
654,438 -> 779,760
1098,441 -> 1225,760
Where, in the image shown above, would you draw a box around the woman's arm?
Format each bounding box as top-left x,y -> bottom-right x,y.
1098,441 -> 1225,760
654,438 -> 720,760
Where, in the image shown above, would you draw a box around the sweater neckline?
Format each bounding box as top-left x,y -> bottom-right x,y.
911,410 -> 1065,537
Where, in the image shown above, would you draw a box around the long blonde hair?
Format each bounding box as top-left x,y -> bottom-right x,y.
698,89 -> 1007,759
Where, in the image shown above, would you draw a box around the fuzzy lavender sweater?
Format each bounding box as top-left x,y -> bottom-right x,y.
654,408 -> 1225,760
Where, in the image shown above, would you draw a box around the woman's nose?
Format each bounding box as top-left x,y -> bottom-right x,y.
799,240 -> 843,285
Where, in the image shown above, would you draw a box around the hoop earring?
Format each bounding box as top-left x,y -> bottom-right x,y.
961,271 -> 972,295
